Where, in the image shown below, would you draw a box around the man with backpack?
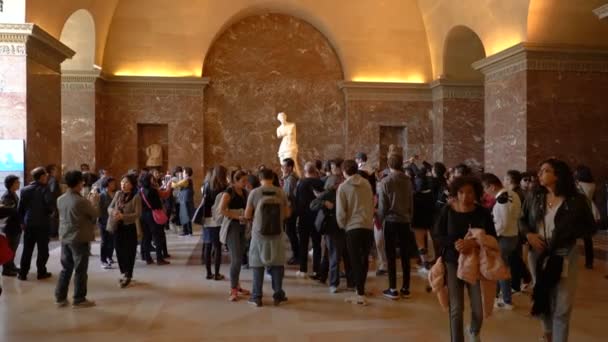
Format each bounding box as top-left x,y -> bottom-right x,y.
244,169 -> 290,307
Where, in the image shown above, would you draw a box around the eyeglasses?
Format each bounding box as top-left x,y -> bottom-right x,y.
522,178 -> 530,182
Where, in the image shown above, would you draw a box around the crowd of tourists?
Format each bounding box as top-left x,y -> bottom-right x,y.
0,152 -> 601,342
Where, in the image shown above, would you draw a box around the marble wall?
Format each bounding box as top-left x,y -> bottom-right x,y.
26,59 -> 62,172
483,70 -> 527,177
0,55 -> 27,145
527,70 -> 608,179
431,82 -> 485,169
203,14 -> 344,170
98,79 -> 206,189
345,100 -> 434,168
61,72 -> 97,171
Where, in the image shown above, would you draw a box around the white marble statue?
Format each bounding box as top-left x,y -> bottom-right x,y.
276,112 -> 300,174
145,143 -> 163,167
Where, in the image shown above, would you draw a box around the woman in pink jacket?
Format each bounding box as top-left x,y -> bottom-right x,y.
433,176 -> 496,342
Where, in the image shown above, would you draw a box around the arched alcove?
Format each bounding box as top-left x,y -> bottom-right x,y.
443,26 -> 486,82
203,13 -> 345,169
59,9 -> 96,70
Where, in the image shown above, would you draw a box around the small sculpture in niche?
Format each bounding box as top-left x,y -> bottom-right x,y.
145,143 -> 163,167
276,112 -> 300,174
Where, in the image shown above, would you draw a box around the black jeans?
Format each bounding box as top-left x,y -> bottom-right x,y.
99,224 -> 114,263
115,224 -> 138,278
55,242 -> 90,303
384,221 -> 412,290
298,219 -> 321,274
509,240 -> 531,291
284,216 -> 299,260
584,235 -> 594,267
141,212 -> 165,262
20,226 -> 50,276
346,229 -> 373,296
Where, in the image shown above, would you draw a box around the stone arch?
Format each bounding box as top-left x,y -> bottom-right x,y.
59,9 -> 96,70
443,25 -> 486,82
203,13 -> 345,169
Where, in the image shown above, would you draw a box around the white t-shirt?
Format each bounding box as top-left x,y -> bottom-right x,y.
540,199 -> 564,242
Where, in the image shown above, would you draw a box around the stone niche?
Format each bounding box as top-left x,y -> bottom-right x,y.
203,13 -> 345,170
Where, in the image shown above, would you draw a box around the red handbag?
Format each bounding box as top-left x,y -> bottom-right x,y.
0,234 -> 15,265
140,190 -> 169,225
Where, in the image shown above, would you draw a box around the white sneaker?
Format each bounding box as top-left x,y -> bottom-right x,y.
345,295 -> 368,306
494,298 -> 514,311
295,271 -> 308,279
329,286 -> 338,294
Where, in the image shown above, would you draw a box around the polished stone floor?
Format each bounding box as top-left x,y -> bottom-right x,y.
1,230 -> 607,342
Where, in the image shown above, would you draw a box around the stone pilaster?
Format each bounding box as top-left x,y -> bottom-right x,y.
0,23 -> 74,177
61,69 -> 100,171
430,79 -> 484,169
473,42 -> 608,179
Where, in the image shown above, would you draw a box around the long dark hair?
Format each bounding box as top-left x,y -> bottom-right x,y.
539,158 -> 578,198
210,165 -> 228,192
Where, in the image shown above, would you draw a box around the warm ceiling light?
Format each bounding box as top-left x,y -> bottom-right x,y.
113,68 -> 202,77
352,74 -> 426,83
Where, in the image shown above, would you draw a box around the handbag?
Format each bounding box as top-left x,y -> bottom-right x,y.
140,189 -> 169,225
0,233 -> 15,265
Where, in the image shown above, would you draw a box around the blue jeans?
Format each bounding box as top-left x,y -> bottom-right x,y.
529,248 -> 579,342
251,266 -> 286,301
497,236 -> 518,304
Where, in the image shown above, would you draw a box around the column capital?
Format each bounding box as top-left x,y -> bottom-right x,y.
338,81 -> 431,102
472,42 -> 608,81
0,23 -> 75,72
61,69 -> 101,91
429,79 -> 484,101
594,4 -> 608,20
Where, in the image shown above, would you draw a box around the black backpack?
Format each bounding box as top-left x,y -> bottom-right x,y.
256,190 -> 283,236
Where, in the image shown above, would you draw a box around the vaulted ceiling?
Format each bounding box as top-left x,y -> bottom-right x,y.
25,0 -> 608,81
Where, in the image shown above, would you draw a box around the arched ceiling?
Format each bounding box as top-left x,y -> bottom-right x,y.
443,26 -> 485,82
25,0 -> 608,81
101,0 -> 433,81
417,0 -> 530,80
26,0 -> 119,67
60,9 -> 96,71
527,0 -> 608,48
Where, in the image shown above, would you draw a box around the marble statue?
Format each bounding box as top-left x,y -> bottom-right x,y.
145,143 -> 163,167
276,112 -> 300,174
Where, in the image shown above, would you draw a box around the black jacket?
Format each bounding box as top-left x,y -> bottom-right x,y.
18,182 -> 54,228
519,189 -> 595,251
295,177 -> 324,224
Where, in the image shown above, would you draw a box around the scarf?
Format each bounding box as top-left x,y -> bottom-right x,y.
116,190 -> 135,212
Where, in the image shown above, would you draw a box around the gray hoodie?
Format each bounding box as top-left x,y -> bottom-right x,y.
377,171 -> 413,224
336,174 -> 374,231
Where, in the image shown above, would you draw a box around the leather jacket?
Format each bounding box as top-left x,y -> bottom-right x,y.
519,188 -> 595,251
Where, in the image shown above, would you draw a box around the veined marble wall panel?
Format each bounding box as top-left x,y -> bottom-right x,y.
203,14 -> 345,170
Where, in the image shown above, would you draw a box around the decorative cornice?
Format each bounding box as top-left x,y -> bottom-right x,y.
101,75 -> 210,96
338,81 -> 431,102
472,42 -> 608,81
429,79 -> 484,100
594,3 -> 608,20
62,70 -> 101,91
0,23 -> 75,73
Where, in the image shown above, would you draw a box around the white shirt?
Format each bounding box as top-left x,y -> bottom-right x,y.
540,199 -> 563,241
492,189 -> 521,237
